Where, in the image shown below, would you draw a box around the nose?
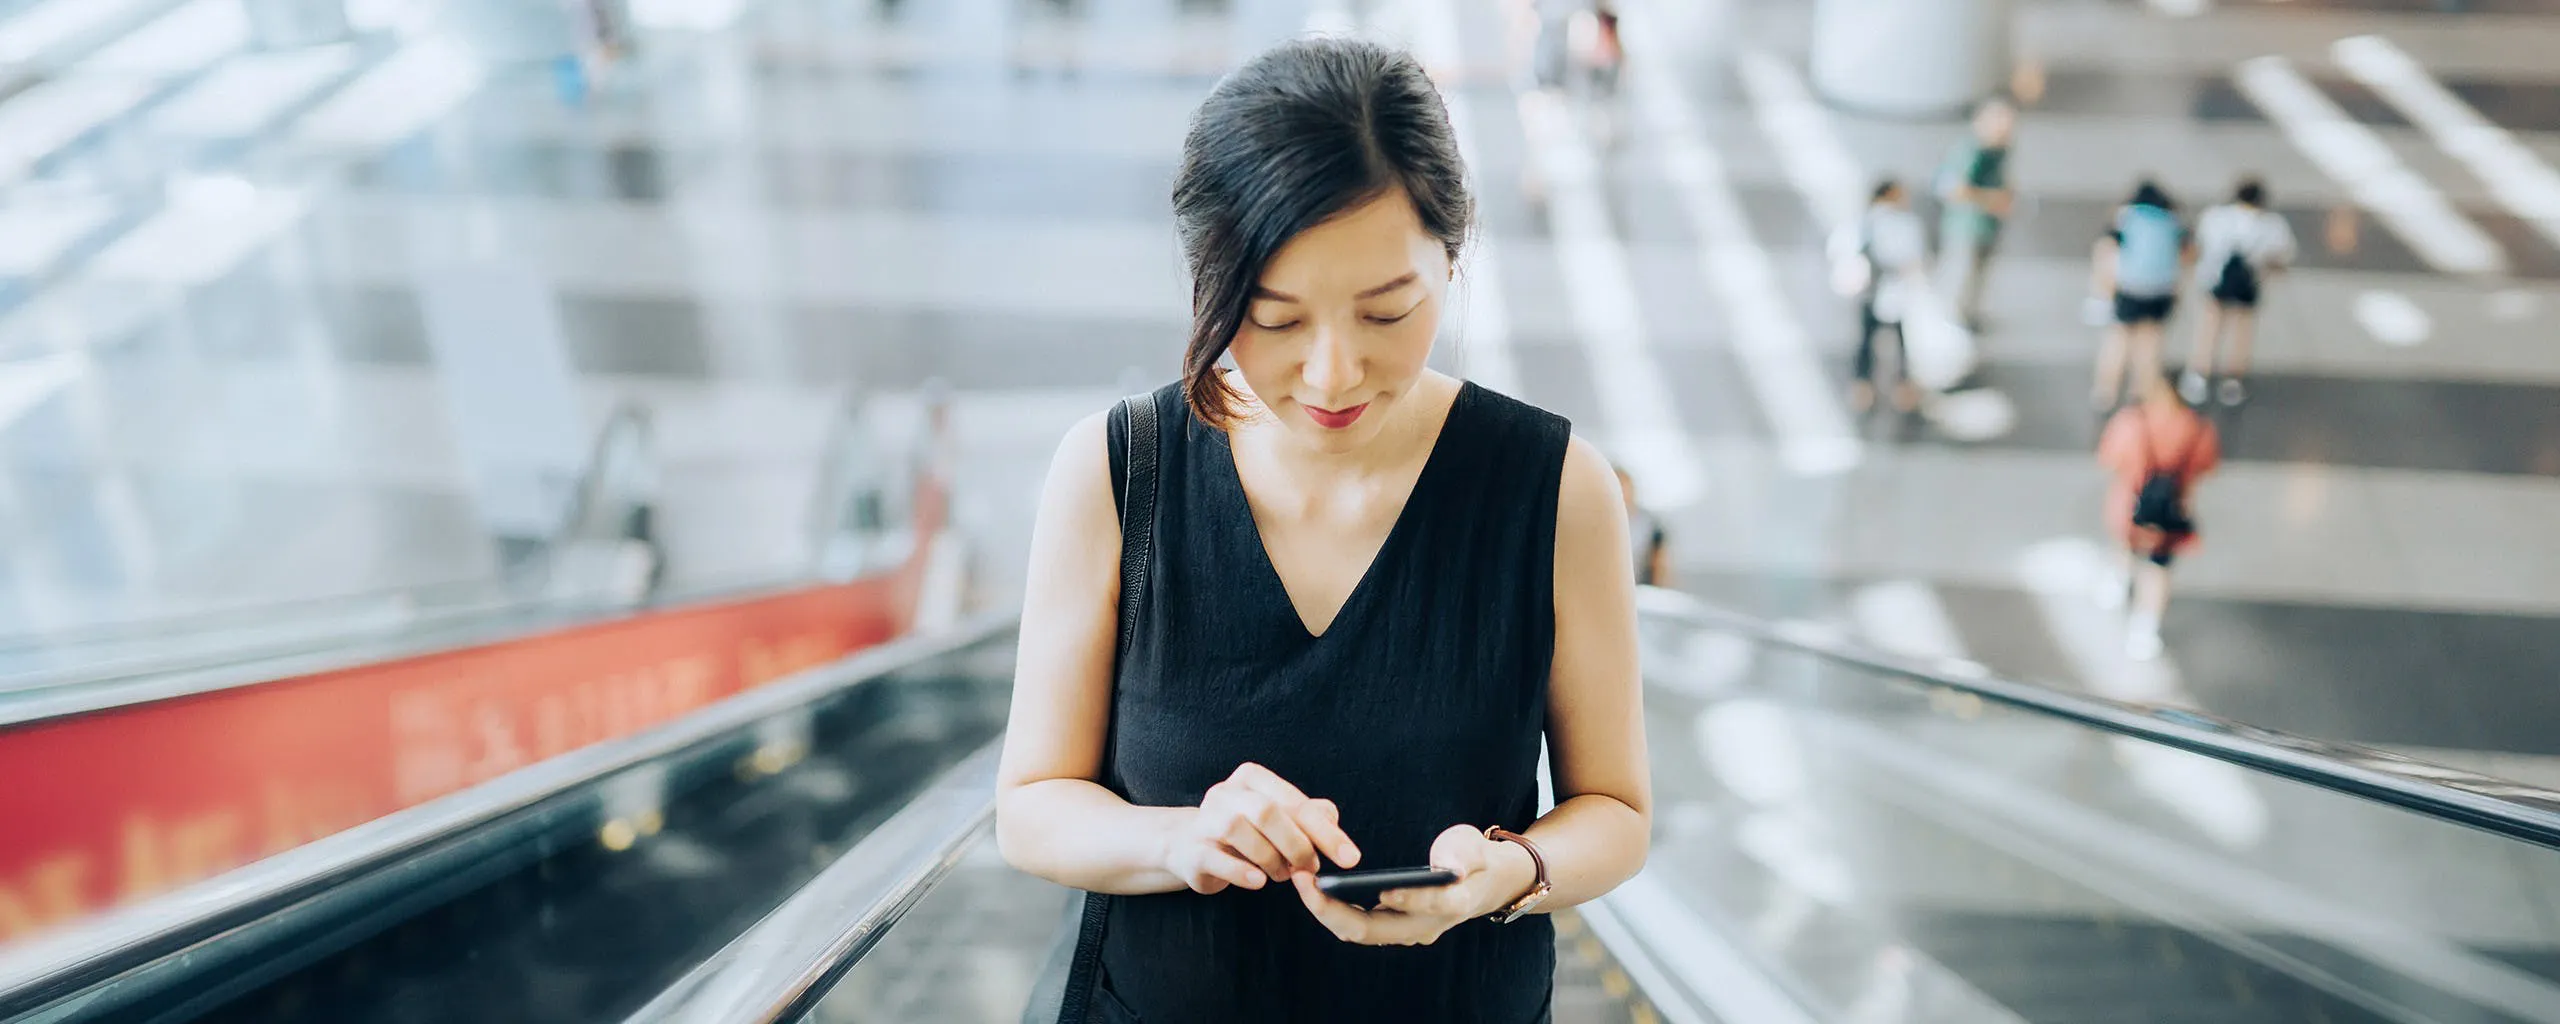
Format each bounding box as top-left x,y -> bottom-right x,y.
1301,319 -> 1361,399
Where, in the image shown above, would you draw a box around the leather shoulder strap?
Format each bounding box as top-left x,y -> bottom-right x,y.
1115,392 -> 1159,662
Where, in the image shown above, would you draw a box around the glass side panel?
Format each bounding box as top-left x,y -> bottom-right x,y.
1632,611 -> 2560,1024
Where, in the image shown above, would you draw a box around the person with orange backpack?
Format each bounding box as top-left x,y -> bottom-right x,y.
2095,372 -> 2222,660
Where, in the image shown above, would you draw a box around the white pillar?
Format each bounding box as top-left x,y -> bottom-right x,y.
1808,0 -> 2015,118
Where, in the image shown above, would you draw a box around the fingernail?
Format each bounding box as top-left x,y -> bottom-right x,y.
1245,870 -> 1266,888
1338,845 -> 1359,863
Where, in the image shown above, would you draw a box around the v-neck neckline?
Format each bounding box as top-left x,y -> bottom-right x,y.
1217,382 -> 1475,642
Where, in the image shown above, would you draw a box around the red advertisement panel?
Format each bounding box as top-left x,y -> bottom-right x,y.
0,561 -> 926,945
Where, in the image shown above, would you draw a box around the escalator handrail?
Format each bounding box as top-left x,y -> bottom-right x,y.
623,744 -> 1002,1024
1640,588 -> 2560,852
0,611 -> 1019,1018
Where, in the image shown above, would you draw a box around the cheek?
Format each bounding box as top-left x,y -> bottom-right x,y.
1225,333 -> 1291,392
1381,311 -> 1440,374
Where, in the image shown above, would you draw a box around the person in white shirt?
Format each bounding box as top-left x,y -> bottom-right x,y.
1833,179 -> 1931,413
2182,178 -> 2296,406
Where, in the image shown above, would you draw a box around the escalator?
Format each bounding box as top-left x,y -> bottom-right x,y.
10,590 -> 2560,1023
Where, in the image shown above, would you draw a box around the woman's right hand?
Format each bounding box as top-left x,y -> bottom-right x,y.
1160,762 -> 1361,894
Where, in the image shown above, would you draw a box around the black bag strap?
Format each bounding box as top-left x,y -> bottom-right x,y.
1058,390 -> 1159,1024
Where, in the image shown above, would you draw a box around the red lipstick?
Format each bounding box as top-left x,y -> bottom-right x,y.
1304,403 -> 1368,430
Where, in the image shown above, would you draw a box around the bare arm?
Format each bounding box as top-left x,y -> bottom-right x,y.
1511,435 -> 1653,910
994,412 -> 1192,894
995,412 -> 1358,897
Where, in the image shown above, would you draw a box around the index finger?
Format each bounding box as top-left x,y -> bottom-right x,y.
1293,799 -> 1360,869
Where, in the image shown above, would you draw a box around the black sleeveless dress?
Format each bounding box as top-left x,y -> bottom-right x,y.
1096,380 -> 1570,1023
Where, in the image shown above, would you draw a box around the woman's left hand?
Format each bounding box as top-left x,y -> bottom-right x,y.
1289,825 -> 1537,946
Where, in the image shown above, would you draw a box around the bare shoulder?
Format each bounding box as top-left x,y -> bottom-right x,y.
1033,409 -> 1119,546
1554,435 -> 1629,551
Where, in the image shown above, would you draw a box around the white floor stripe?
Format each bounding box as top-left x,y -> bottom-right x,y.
78,0 -> 247,77
147,46 -> 356,140
2334,35 -> 2560,253
89,180 -> 308,285
1620,6 -> 1861,478
1386,0 -> 1520,396
2234,55 -> 2505,276
2353,288 -> 2433,347
293,37 -> 482,149
0,0 -> 158,64
0,77 -> 158,186
0,352 -> 83,432
1732,51 -> 1867,231
1403,0 -> 1703,504
0,198 -> 113,276
1515,90 -> 1709,505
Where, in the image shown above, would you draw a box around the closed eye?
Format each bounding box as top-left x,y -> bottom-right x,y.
1366,300 -> 1425,325
1251,319 -> 1301,332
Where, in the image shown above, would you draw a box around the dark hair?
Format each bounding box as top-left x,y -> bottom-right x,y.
2129,178 -> 2175,212
1170,38 -> 1472,427
1871,178 -> 1902,202
2234,176 -> 2266,207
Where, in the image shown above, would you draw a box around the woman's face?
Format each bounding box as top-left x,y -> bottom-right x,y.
1228,188 -> 1451,453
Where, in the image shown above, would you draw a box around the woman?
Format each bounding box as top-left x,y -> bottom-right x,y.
1835,177 -> 1929,413
2096,372 -> 2222,661
997,38 -> 1651,1023
2181,177 -> 2295,407
2090,179 -> 2193,410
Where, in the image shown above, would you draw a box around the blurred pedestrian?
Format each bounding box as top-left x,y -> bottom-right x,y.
1934,97 -> 2016,326
2090,179 -> 2192,410
1832,178 -> 1930,413
1616,465 -> 1671,587
2096,371 -> 2222,660
2181,177 -> 2296,406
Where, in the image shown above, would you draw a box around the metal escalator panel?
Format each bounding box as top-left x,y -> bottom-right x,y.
0,619 -> 1015,1024
1624,591 -> 2560,1024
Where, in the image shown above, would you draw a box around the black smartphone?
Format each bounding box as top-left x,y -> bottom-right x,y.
1314,867 -> 1459,909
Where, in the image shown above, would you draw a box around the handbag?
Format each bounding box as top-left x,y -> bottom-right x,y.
1025,390 -> 1160,1024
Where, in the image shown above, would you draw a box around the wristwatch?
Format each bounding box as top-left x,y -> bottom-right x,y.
1483,827 -> 1552,924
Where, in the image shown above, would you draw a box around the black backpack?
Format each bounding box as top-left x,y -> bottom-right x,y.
2212,250 -> 2258,303
2130,410 -> 2198,536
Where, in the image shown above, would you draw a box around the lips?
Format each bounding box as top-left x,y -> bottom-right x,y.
1303,403 -> 1368,430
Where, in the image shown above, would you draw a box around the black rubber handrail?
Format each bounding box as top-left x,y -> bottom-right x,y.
1637,587 -> 2560,853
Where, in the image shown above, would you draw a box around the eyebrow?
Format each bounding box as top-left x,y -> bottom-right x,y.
1251,272 -> 1421,304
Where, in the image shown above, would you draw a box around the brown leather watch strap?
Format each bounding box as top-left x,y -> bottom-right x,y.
1484,827 -> 1550,923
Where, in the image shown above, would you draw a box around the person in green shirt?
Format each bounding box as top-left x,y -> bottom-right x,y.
1935,97 -> 2016,327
